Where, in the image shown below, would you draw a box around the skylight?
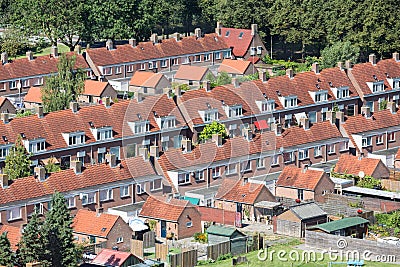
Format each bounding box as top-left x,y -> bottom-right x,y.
239,32 -> 244,39
225,31 -> 230,37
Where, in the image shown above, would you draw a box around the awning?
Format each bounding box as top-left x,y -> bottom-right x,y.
41,157 -> 59,165
183,196 -> 200,205
254,120 -> 268,130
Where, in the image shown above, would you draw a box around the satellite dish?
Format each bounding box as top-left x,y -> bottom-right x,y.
358,171 -> 365,178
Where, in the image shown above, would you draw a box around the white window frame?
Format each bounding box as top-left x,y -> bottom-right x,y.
315,91 -> 328,102
200,109 -> 219,122
120,185 -> 130,198
126,64 -> 134,73
271,155 -> 279,166
160,59 -> 167,68
178,173 -> 190,185
103,67 -> 112,76
34,77 -> 44,86
9,80 -> 17,89
7,207 -> 22,221
115,66 -> 122,74
204,53 -> 211,61
225,105 -> 243,118
283,96 -> 298,108
99,188 -> 113,202
327,144 -> 335,154
362,136 -> 372,147
372,81 -> 384,93
22,79 -> 30,88
250,47 -> 256,56
157,116 -> 176,130
150,179 -> 163,191
212,167 -> 221,178
116,237 -> 124,243
148,61 -> 157,69
25,139 -> 46,153
136,183 -> 146,194
139,63 -> 146,70
257,46 -> 263,55
388,132 -> 396,142
94,127 -> 113,141
376,134 -> 384,145
240,160 -> 251,172
283,151 -> 294,163
66,132 -> 85,146
81,192 -> 96,205
226,163 -> 237,175
67,197 -> 76,209
215,52 -> 221,60
340,141 -> 349,151
256,157 -> 265,169
314,146 -> 322,157
133,121 -> 150,134
194,55 -> 201,62
194,171 -> 204,181
172,58 -> 179,65
186,221 -> 193,228
223,50 -> 231,58
0,146 -> 10,159
298,149 -> 309,160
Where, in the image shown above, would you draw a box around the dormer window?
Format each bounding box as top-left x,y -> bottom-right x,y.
224,104 -> 242,118
387,77 -> 400,90
0,144 -> 12,159
311,90 -> 328,102
148,61 -> 157,69
256,99 -> 275,112
129,121 -> 150,134
367,80 -> 384,93
90,127 -> 113,141
24,138 -> 46,153
199,108 -> 218,122
280,96 -> 298,108
62,131 -> 85,146
156,116 -> 176,130
332,86 -> 350,99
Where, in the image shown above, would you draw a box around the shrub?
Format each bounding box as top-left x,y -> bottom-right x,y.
193,232 -> 207,243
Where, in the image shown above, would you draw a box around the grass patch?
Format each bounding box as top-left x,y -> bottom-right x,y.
15,43 -> 70,59
168,247 -> 181,255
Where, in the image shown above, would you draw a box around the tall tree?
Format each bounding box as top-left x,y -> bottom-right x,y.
199,121 -> 227,141
4,135 -> 31,180
17,209 -> 47,265
0,27 -> 27,58
0,232 -> 14,267
320,41 -> 360,69
41,54 -> 85,113
43,192 -> 80,267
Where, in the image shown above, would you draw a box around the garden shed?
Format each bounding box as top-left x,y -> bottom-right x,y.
206,225 -> 247,255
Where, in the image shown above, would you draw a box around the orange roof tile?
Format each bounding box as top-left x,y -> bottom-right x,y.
129,71 -> 164,87
0,96 -> 6,106
277,166 -> 326,190
218,59 -> 252,75
23,87 -> 42,103
83,80 -> 109,96
72,210 -> 120,237
342,109 -> 400,134
334,154 -> 382,177
196,206 -> 235,225
220,28 -> 253,57
139,195 -> 194,222
0,225 -> 21,251
174,65 -> 210,81
215,179 -> 268,204
92,249 -> 134,266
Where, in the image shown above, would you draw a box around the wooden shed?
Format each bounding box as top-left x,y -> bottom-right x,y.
206,225 -> 247,255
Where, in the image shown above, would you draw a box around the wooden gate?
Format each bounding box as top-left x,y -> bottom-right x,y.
143,231 -> 155,248
155,243 -> 168,261
169,249 -> 198,267
131,239 -> 143,258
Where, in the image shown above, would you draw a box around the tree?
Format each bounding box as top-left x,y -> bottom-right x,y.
199,121 -> 227,141
320,41 -> 360,69
0,232 -> 14,267
17,209 -> 47,265
4,135 -> 31,180
0,27 -> 28,58
44,157 -> 61,173
41,54 -> 85,113
43,192 -> 80,267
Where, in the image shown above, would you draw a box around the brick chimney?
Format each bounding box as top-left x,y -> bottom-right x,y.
286,69 -> 294,79
312,62 -> 320,74
369,54 -> 376,65
194,28 -> 202,38
326,110 -> 336,124
103,96 -> 111,108
299,117 -> 309,130
174,33 -> 181,41
232,78 -> 240,88
212,133 -> 222,147
337,62 -> 345,71
393,52 -> 399,62
175,86 -> 181,97
150,145 -> 160,158
150,33 -> 158,44
135,92 -> 143,102
272,123 -> 282,136
345,60 -> 352,69
129,38 -> 137,47
105,153 -> 116,168
70,160 -> 82,174
1,113 -> 9,124
74,45 -> 82,54
51,46 -> 58,57
139,147 -> 149,161
26,51 -> 34,61
0,174 -> 8,188
106,39 -> 114,50
34,166 -> 46,182
259,70 -> 268,82
361,106 -> 371,118
387,101 -> 396,114
242,127 -> 252,141
70,102 -> 79,113
36,105 -> 44,118
182,139 -> 192,153
251,24 -> 258,36
336,111 -> 345,123
1,52 -> 8,64
215,22 -> 222,36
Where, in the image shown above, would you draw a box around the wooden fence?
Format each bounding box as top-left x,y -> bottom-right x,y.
169,249 -> 198,267
207,240 -> 230,260
131,240 -> 143,258
143,231 -> 155,248
155,243 -> 168,262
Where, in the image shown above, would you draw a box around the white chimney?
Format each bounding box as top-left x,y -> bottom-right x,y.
174,33 -> 181,41
70,160 -> 82,174
286,69 -> 294,79
1,52 -> 8,64
369,54 -> 376,65
326,110 -> 336,124
393,52 -> 399,62
251,24 -> 258,36
338,62 -> 345,71
336,111 -> 345,123
204,80 -> 211,92
106,39 -> 114,50
215,22 -> 222,36
129,38 -> 137,47
361,106 -> 371,118
299,117 -> 309,130
175,86 -> 181,97
1,113 -> 9,124
26,51 -> 34,61
150,33 -> 158,44
135,92 -> 143,102
260,70 -> 267,82
105,153 -> 116,168
232,78 -> 240,88
242,127 -> 252,141
103,96 -> 111,108
345,60 -> 352,69
74,45 -> 82,54
70,102 -> 79,113
150,145 -> 160,158
36,105 -> 44,118
34,166 -> 46,182
212,133 -> 223,147
387,101 -> 396,114
0,174 -> 8,188
51,46 -> 58,57
272,123 -> 282,136
312,62 -> 320,74
139,147 -> 149,161
182,139 -> 192,153
194,28 -> 202,38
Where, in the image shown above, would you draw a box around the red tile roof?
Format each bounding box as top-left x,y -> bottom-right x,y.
0,52 -> 89,81
0,97 -> 6,106
215,179 -> 268,204
174,65 -> 210,81
91,249 -> 134,266
0,225 -> 21,251
139,195 -> 194,222
334,154 -> 382,177
220,28 -> 253,57
83,80 -> 109,96
0,157 -> 157,206
277,166 -> 327,190
86,34 -> 230,67
247,56 -> 260,64
342,109 -> 400,134
23,87 -> 42,104
72,210 -> 120,237
218,59 -> 252,75
129,71 -> 165,87
196,206 -> 235,225
349,58 -> 400,96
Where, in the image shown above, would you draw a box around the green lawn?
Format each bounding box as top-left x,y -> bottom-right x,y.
198,240 -> 398,267
15,43 -> 70,59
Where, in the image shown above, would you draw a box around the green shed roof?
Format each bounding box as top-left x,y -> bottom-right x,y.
309,217 -> 369,233
206,225 -> 244,237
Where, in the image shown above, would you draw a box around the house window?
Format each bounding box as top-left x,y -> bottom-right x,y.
126,64 -> 134,73
120,185 -> 130,198
148,61 -> 157,69
314,146 -> 322,157
257,100 -> 275,112
228,124 -> 237,138
61,155 -> 71,169
257,46 -> 263,55
194,55 -> 201,62
212,167 -> 221,178
297,189 -> 304,201
215,52 -> 221,60
256,157 -> 265,169
378,97 -> 386,110
172,58 -> 179,65
362,137 -> 372,147
162,140 -> 169,151
139,63 -> 146,70
225,105 -> 242,118
204,53 -> 211,61
115,66 -> 122,74
321,107 -> 328,121
103,67 -> 112,76
150,179 -> 162,191
372,81 -> 384,93
33,203 -> 44,215
81,192 -> 96,205
77,151 -> 85,165
200,109 -> 219,122
116,237 -> 124,243
34,77 -> 44,86
335,86 -> 349,99
226,163 -> 237,175
283,96 -> 298,108
178,173 -> 190,185
347,104 -> 355,116
308,111 -> 317,123
133,121 -> 150,134
376,134 -> 384,145
96,128 -> 113,141
271,155 -> 279,166
340,141 -> 349,151
388,132 -> 395,142
110,146 -> 120,160
186,221 -> 193,228
67,197 -> 76,209
99,189 -> 113,202
157,116 -> 176,130
182,57 -> 190,64
26,139 -> 46,153
9,80 -> 17,89
250,47 -> 256,56
223,51 -> 231,58
66,132 -> 85,146
22,79 -> 30,88
7,207 -> 21,221
327,144 -> 335,154
0,146 -> 10,158
366,101 -> 374,112
315,91 -> 328,102
241,161 -> 251,172
160,59 -> 167,68
173,135 -> 183,149
136,183 -> 146,194
298,149 -> 309,160
195,171 -> 204,181
126,143 -> 137,158
238,32 -> 244,39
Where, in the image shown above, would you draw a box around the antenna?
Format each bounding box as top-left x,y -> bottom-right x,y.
373,74 -> 378,81
88,121 -> 94,128
137,113 -> 142,120
2,135 -> 7,142
220,100 -> 225,105
328,81 -> 333,87
315,84 -> 320,89
206,103 -> 211,109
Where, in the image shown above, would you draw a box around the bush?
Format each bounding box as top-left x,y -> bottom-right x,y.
193,232 -> 207,243
217,253 -> 232,261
